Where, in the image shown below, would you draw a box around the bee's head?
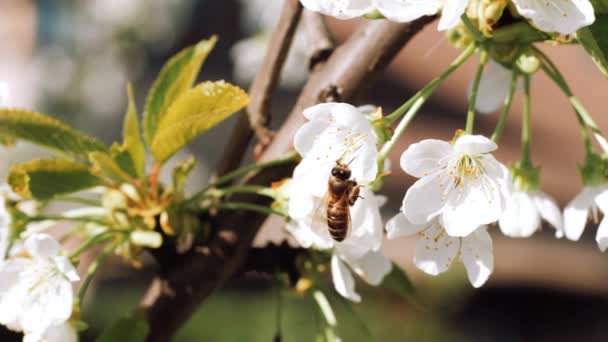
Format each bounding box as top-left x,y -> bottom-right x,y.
331,163 -> 351,180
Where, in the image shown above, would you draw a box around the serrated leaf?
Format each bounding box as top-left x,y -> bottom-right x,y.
121,84 -> 146,177
89,151 -> 133,183
151,81 -> 249,162
0,109 -> 106,160
96,313 -> 149,342
380,263 -> 415,299
143,36 -> 218,145
578,2 -> 608,77
110,143 -> 138,179
8,159 -> 103,200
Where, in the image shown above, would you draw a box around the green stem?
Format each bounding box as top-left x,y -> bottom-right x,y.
28,215 -> 108,226
384,43 -> 477,124
377,97 -> 426,173
187,152 -> 298,207
492,71 -> 519,143
521,75 -> 532,167
533,46 -> 603,154
465,50 -> 489,134
69,231 -> 119,260
77,243 -> 115,303
460,14 -> 485,43
204,202 -> 288,219
56,196 -> 102,207
199,185 -> 272,201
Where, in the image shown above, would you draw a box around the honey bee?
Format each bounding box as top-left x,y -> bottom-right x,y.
324,160 -> 360,242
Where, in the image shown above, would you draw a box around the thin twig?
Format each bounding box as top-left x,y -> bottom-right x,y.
140,16 -> 437,342
216,0 -> 303,176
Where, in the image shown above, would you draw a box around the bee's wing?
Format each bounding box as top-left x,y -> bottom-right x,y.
311,191 -> 331,230
345,203 -> 352,240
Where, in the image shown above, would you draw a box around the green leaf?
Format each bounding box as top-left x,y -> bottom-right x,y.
150,81 -> 249,162
578,2 -> 608,77
380,263 -> 415,299
96,313 -> 149,342
121,84 -> 146,177
8,159 -> 103,200
143,36 -> 218,145
89,151 -> 133,183
0,109 -> 106,160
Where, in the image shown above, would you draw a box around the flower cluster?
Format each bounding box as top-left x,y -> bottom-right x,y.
286,103 -> 391,301
0,187 -> 79,342
300,0 -> 595,35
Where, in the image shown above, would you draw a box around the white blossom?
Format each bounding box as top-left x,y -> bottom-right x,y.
400,134 -> 511,237
299,0 -> 376,20
0,234 -> 79,340
386,213 -> 493,287
287,176 -> 391,302
499,190 -> 563,238
511,0 -> 595,35
287,102 -> 390,301
298,0 -> 464,30
564,185 -> 608,251
293,102 -> 379,197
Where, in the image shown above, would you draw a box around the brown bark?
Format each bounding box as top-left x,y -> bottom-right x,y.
216,0 -> 303,177
140,16 -> 436,342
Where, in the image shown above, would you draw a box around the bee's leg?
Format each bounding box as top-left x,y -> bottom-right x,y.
347,184 -> 361,206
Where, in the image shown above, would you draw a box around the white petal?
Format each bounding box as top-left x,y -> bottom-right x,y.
53,256 -> 80,282
24,234 -> 61,259
498,191 -> 540,238
437,0 -> 469,30
41,323 -> 78,342
19,275 -> 74,336
453,134 -> 497,155
596,218 -> 608,252
461,227 -> 493,287
347,250 -> 392,286
467,61 -> 513,114
511,0 -> 595,35
594,187 -> 608,213
414,221 -> 459,275
533,192 -> 564,238
375,0 -> 441,22
300,0 -> 375,19
294,119 -> 328,158
442,169 -> 504,237
386,212 -> 426,239
0,259 -> 29,329
403,170 -> 451,224
331,255 -> 361,302
302,102 -> 339,121
400,139 -> 453,178
563,187 -> 595,241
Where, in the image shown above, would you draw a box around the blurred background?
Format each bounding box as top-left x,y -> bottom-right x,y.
1,0 -> 608,341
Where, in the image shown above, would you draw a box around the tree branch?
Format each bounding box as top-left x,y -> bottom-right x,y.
216,0 -> 303,176
140,16 -> 436,342
303,11 -> 334,70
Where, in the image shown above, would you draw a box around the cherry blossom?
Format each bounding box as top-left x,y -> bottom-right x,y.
287,176 -> 391,302
386,213 -> 493,287
0,234 -> 79,341
499,190 -> 563,238
511,0 -> 595,35
400,134 -> 511,237
564,185 -> 608,251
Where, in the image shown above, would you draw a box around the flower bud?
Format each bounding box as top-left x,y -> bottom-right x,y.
447,23 -> 474,50
515,49 -> 540,74
130,230 -> 163,248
